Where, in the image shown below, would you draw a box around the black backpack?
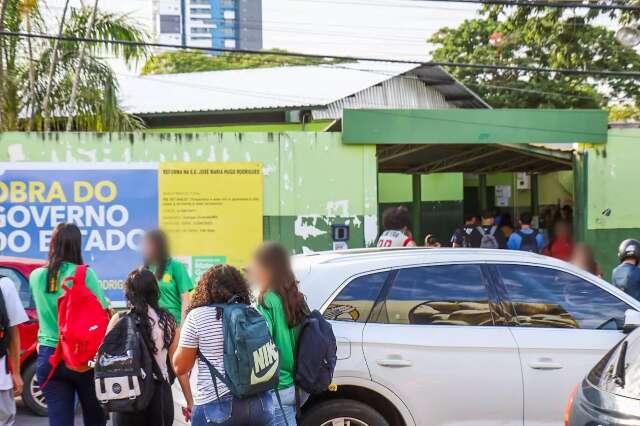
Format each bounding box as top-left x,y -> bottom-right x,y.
294,310 -> 337,397
94,312 -> 161,413
518,230 -> 540,253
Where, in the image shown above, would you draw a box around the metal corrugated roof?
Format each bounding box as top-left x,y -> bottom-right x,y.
117,61 -> 487,116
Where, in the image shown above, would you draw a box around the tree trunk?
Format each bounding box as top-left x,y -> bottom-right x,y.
42,0 -> 70,132
0,0 -> 9,130
65,0 -> 99,132
26,12 -> 36,131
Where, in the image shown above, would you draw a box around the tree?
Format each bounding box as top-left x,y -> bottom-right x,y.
429,6 -> 640,108
609,105 -> 640,122
141,49 -> 347,75
0,1 -> 148,131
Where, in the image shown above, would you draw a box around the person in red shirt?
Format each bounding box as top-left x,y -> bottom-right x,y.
543,220 -> 574,262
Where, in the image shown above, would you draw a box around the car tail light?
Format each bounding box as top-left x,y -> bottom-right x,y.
564,384 -> 579,426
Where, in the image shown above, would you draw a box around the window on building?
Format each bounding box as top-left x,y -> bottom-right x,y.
323,271 -> 388,323
159,15 -> 181,34
380,264 -> 493,326
191,27 -> 213,34
190,7 -> 211,14
497,265 -> 631,330
191,0 -> 210,4
223,39 -> 237,48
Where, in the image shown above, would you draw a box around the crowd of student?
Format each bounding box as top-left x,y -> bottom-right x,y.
377,205 -> 640,299
0,223 -> 319,426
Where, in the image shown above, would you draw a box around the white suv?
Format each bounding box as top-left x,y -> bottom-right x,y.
293,248 -> 640,426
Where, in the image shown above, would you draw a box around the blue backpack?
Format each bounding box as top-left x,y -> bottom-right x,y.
295,310 -> 337,395
198,299 -> 280,399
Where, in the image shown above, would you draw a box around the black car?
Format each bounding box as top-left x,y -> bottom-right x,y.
567,313 -> 640,426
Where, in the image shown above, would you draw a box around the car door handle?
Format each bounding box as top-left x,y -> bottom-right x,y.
376,358 -> 412,368
529,358 -> 563,370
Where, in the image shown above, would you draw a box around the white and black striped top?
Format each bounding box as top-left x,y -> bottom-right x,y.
179,306 -> 230,405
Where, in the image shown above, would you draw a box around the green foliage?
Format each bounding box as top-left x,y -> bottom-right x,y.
0,1 -> 148,131
430,7 -> 640,108
609,105 -> 640,122
141,49 -> 347,75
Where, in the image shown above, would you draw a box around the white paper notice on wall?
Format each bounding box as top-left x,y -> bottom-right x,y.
495,185 -> 511,207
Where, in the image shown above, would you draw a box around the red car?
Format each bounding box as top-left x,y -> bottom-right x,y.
0,256 -> 47,416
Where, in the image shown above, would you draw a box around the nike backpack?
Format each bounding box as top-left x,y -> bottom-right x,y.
198,297 -> 280,399
478,225 -> 500,249
518,230 -> 541,253
294,310 -> 337,395
94,313 -> 158,412
42,265 -> 109,388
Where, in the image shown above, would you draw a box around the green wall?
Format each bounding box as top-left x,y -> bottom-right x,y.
464,171 -> 573,209
0,132 -> 378,253
584,128 -> 640,275
378,173 -> 464,244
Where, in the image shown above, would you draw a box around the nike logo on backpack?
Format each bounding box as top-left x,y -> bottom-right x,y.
250,341 -> 279,385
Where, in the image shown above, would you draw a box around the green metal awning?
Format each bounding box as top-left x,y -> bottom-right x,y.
342,109 -> 608,145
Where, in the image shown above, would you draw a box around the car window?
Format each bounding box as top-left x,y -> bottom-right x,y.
323,271 -> 388,323
497,264 -> 630,330
0,267 -> 33,310
378,264 -> 493,326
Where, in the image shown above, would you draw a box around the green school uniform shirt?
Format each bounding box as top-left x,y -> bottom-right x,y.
149,258 -> 193,326
257,291 -> 301,390
30,262 -> 108,348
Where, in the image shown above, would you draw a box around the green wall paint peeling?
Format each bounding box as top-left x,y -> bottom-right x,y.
0,132 -> 378,253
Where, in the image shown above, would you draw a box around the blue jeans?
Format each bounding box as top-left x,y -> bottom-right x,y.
192,392 -> 273,426
269,386 -> 308,426
36,346 -> 106,426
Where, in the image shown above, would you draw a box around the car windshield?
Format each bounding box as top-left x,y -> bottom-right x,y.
589,329 -> 640,399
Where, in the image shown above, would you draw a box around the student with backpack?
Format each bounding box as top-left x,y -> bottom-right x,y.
250,242 -> 337,426
96,268 -> 193,426
250,242 -> 309,426
0,276 -> 29,425
450,214 -> 476,248
173,265 -> 276,426
143,230 -> 194,326
507,212 -> 545,253
30,223 -> 109,426
470,211 -> 507,249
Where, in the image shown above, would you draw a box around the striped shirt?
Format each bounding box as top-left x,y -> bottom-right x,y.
179,306 -> 230,405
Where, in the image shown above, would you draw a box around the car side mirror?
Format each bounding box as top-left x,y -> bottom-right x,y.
624,310 -> 640,333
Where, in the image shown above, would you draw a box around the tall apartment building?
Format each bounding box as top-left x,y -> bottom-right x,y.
152,0 -> 263,52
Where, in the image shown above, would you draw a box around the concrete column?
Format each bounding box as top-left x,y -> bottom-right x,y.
530,173 -> 539,217
478,174 -> 488,212
412,174 -> 422,243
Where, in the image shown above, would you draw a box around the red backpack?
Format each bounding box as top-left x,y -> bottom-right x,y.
42,265 -> 109,387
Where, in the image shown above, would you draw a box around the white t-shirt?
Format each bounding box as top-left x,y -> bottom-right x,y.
0,278 -> 28,391
179,306 -> 229,405
376,230 -> 413,248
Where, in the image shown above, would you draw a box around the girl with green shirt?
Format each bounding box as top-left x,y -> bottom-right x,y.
143,230 -> 194,326
251,242 -> 309,426
30,223 -> 108,426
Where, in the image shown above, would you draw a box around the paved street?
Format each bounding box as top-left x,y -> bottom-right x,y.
15,400 -> 81,426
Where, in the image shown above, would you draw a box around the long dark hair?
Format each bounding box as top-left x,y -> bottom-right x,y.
46,223 -> 83,293
143,230 -> 170,280
189,265 -> 251,319
124,268 -> 176,354
255,242 -> 307,328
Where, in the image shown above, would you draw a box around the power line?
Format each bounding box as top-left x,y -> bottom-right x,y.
3,31 -> 640,79
296,0 -> 640,11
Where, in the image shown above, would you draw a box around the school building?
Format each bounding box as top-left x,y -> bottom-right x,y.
1,110 -> 638,275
